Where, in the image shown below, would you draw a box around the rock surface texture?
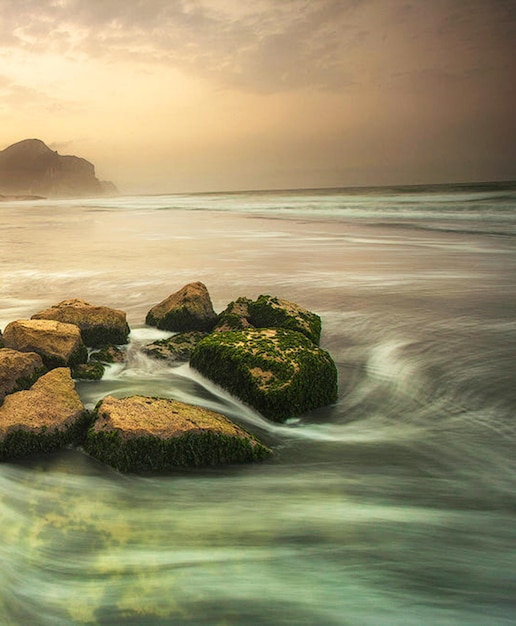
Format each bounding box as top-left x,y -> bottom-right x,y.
145,282 -> 217,332
0,139 -> 117,197
2,319 -> 88,368
142,331 -> 208,362
85,395 -> 271,472
0,348 -> 46,404
190,328 -> 338,421
32,298 -> 130,347
0,368 -> 89,460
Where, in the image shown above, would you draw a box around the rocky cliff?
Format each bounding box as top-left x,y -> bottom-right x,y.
0,139 -> 117,198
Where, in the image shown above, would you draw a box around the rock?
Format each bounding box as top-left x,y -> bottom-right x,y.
248,295 -> 321,345
0,138 -> 117,198
89,345 -> 126,363
142,331 -> 208,362
84,395 -> 271,472
0,329 -> 3,348
31,298 -> 130,347
213,297 -> 255,332
0,348 -> 46,404
145,282 -> 217,332
0,368 -> 90,461
2,319 -> 88,369
71,362 -> 105,380
190,328 -> 338,422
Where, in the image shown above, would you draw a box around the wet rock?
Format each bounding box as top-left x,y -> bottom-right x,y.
0,329 -> 3,348
142,331 -> 208,362
84,395 -> 271,472
213,297 -> 255,332
248,295 -> 321,345
89,345 -> 126,363
32,298 -> 130,347
0,348 -> 46,404
2,319 -> 88,369
0,368 -> 90,461
145,282 -> 217,332
71,362 -> 105,380
190,328 -> 338,422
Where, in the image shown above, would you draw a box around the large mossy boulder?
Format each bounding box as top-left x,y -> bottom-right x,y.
0,348 -> 46,404
142,331 -> 208,362
214,295 -> 321,344
84,395 -> 271,472
145,282 -> 217,332
31,298 -> 130,347
0,368 -> 90,461
190,328 -> 338,422
2,319 -> 88,369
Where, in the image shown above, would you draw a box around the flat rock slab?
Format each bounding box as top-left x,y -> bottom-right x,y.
0,348 -> 46,403
2,319 -> 88,368
85,395 -> 271,472
145,282 -> 216,332
190,328 -> 338,422
0,368 -> 89,460
32,298 -> 130,347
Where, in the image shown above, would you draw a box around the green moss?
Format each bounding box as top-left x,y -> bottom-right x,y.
190,328 -> 338,422
84,427 -> 271,473
71,362 -> 105,380
248,295 -> 321,345
0,410 -> 92,461
81,323 -> 130,348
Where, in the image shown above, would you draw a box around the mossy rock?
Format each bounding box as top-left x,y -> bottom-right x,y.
71,362 -> 105,380
142,331 -> 208,362
0,330 -> 3,349
145,282 -> 217,332
31,299 -> 130,347
84,395 -> 271,472
190,328 -> 338,422
89,345 -> 126,364
213,297 -> 254,332
0,348 -> 47,404
0,368 -> 90,461
2,319 -> 88,369
248,295 -> 321,345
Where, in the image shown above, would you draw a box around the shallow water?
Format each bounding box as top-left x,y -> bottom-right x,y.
1,184 -> 515,624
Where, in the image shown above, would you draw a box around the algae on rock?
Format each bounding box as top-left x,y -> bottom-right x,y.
190,328 -> 338,422
84,395 -> 271,472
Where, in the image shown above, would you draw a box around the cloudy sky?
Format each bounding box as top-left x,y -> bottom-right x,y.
0,0 -> 515,193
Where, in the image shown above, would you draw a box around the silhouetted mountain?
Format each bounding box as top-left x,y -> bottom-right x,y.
0,139 -> 118,198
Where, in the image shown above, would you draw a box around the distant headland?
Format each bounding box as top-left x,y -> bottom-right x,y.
0,139 -> 118,199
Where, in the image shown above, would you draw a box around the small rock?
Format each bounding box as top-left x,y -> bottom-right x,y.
89,345 -> 126,364
213,297 -> 255,332
145,282 -> 217,332
142,331 -> 208,362
71,362 -> 105,380
2,319 -> 88,369
0,348 -> 46,404
84,395 -> 271,472
0,368 -> 89,460
32,298 -> 130,347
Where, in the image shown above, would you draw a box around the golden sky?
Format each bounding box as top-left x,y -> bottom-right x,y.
1,0 -> 515,193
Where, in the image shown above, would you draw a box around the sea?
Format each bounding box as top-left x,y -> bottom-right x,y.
0,181 -> 515,625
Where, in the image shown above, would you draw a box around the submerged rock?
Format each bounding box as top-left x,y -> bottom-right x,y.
190,328 -> 338,422
32,298 -> 130,347
89,344 -> 126,364
0,348 -> 46,404
145,282 -> 217,332
0,368 -> 89,461
84,395 -> 271,472
2,319 -> 88,369
71,362 -> 105,380
142,331 -> 208,362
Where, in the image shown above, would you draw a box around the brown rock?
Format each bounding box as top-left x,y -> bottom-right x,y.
84,395 -> 271,472
32,298 -> 130,347
2,319 -> 88,368
0,368 -> 89,460
145,282 -> 217,332
0,348 -> 46,404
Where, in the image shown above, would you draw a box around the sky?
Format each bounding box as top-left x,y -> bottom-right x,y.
0,0 -> 515,193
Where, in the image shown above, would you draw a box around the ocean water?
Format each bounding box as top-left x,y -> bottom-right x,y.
0,182 -> 515,625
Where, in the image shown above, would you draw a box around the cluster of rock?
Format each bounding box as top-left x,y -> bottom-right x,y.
0,139 -> 118,198
0,283 -> 338,472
